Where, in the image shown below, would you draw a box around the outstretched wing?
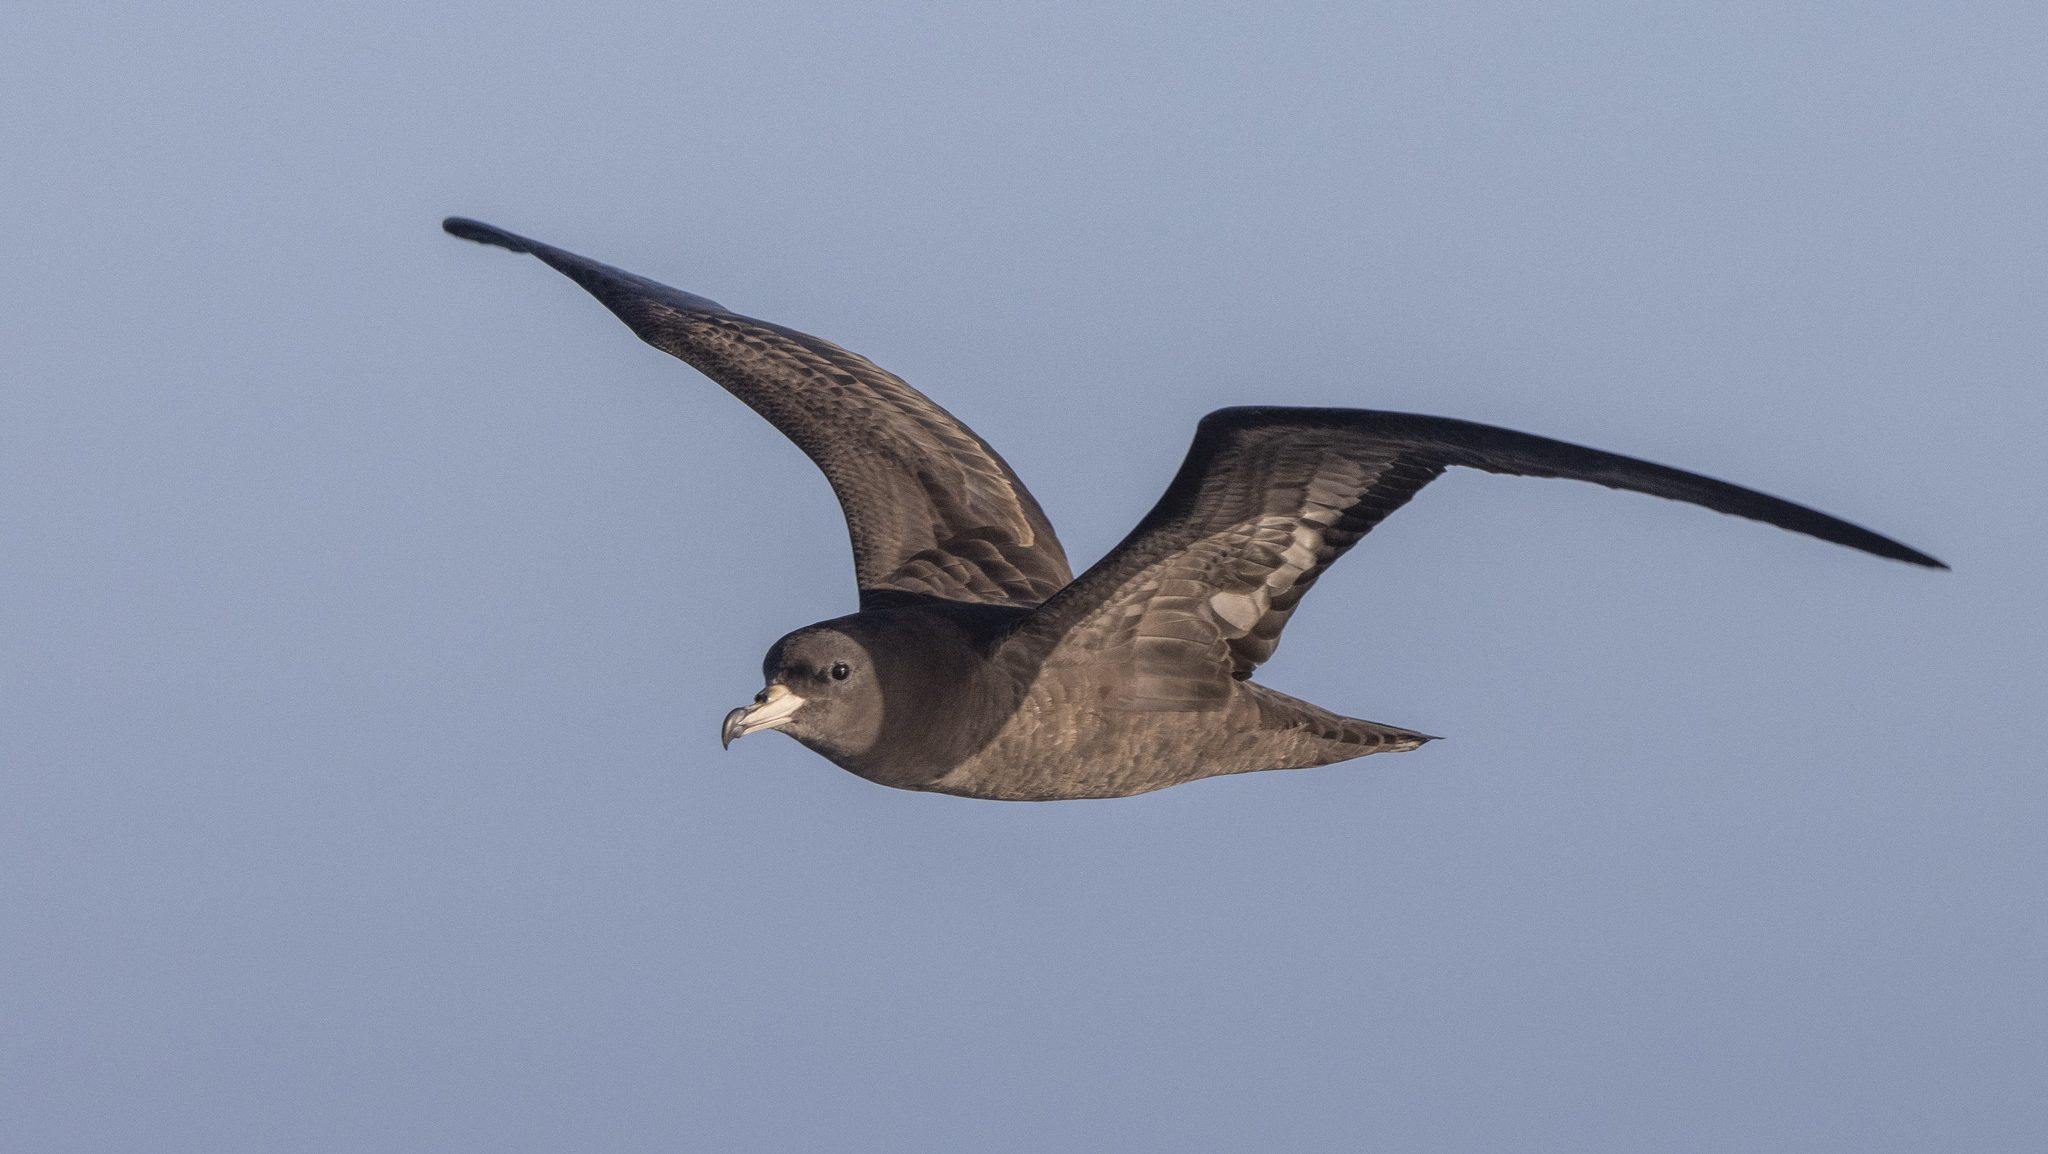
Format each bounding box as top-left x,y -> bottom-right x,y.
444,218 -> 1072,608
1012,407 -> 1943,710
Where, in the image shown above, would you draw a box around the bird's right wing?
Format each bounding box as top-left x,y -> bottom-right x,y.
1008,407 -> 1942,711
445,218 -> 1073,609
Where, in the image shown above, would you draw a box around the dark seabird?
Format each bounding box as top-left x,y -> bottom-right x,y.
443,218 -> 1944,801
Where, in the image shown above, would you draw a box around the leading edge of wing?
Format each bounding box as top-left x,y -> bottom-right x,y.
1198,407 -> 1947,569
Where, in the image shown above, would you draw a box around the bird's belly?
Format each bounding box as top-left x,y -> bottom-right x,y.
923,696 -> 1291,801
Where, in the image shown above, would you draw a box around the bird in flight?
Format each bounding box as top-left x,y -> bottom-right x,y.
444,218 -> 1943,801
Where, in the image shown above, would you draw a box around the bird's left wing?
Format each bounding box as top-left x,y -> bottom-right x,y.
444,218 -> 1072,609
1008,407 -> 1943,710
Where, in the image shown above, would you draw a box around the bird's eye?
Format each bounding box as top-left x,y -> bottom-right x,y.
829,662 -> 851,681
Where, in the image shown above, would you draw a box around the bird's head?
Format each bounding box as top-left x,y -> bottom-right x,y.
721,622 -> 885,762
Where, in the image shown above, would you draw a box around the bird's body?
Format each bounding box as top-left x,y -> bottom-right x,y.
943,676 -> 1425,801
445,217 -> 1942,801
766,601 -> 1427,800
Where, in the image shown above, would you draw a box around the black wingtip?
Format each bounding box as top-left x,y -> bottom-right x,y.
439,216 -> 735,320
1868,539 -> 1948,570
442,216 -> 530,253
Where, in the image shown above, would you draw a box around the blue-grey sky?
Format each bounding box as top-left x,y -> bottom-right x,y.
4,3 -> 2042,1151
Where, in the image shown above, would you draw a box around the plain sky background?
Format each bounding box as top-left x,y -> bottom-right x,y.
3,3 -> 2042,1150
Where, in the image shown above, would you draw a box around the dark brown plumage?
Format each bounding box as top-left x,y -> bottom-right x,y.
445,217 -> 1943,801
